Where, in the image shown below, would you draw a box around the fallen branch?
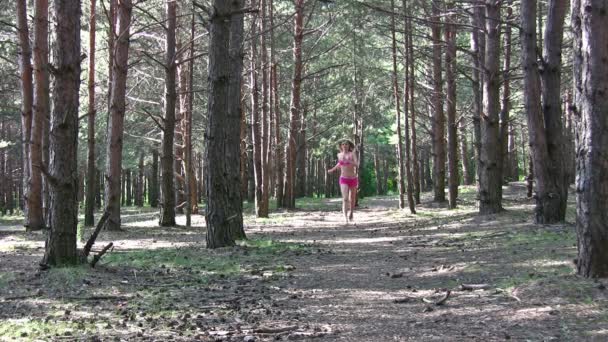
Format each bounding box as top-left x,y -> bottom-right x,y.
422,290 -> 451,306
254,325 -> 299,334
81,211 -> 110,259
90,242 -> 114,268
458,284 -> 491,291
393,297 -> 414,303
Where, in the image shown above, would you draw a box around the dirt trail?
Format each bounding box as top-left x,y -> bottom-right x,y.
1,183 -> 607,341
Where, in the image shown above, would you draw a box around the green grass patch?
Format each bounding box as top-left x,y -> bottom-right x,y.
0,271 -> 15,288
105,238 -> 310,280
0,213 -> 24,226
505,228 -> 575,248
0,319 -> 93,340
44,266 -> 91,289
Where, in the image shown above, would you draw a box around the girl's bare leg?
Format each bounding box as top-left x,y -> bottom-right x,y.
340,184 -> 350,224
349,187 -> 357,221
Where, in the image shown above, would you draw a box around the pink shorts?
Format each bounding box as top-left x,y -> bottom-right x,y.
339,176 -> 358,188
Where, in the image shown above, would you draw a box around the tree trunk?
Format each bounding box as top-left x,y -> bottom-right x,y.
136,152 -> 144,207
160,0 -> 177,226
508,122 -> 519,180
459,120 -> 473,185
522,0 -> 568,223
296,107 -> 307,198
471,2 -> 485,192
85,0 -> 97,227
272,64 -> 284,207
260,0 -> 271,214
150,149 -> 159,207
17,0 -> 33,224
500,7 -> 513,182
572,0 -> 608,278
479,0 -> 502,214
445,11 -> 458,209
104,0 -> 132,231
27,0 -> 49,231
431,0 -> 446,203
408,8 -> 420,205
41,0 -> 81,266
186,11 -> 198,216
284,0 -> 304,209
205,0 -> 247,248
402,0 -> 415,214
539,0 -> 569,221
390,0 -> 406,209
250,0 -> 266,217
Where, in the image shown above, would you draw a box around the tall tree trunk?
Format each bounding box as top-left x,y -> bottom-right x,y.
104,0 -> 132,230
539,0 -> 569,221
260,0 -> 271,214
27,0 -> 49,231
572,0 -> 608,278
500,7 -> 513,182
431,0 -> 446,203
390,0 -> 406,209
186,11 -> 198,216
17,0 -> 33,224
205,0 -> 247,248
445,11 -> 458,209
250,0 -> 265,217
42,0 -> 81,266
125,169 -> 132,206
160,0 -> 177,227
85,0 -> 97,226
471,2 -> 485,192
403,0 -> 415,214
408,7 -> 420,205
479,0 -> 502,214
284,0 -> 304,209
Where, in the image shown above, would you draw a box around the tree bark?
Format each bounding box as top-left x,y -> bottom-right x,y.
249,0 -> 266,217
260,0 -> 271,213
403,0 -> 415,214
205,0 -> 247,248
390,0 -> 406,209
500,7 -> 513,182
408,6 -> 420,205
572,0 -> 608,278
539,0 -> 569,221
27,0 -> 49,231
459,120 -> 473,185
284,0 -> 304,209
104,0 -> 132,231
150,149 -> 159,207
160,0 -> 177,226
85,0 -> 97,227
479,0 -> 502,214
41,0 -> 81,266
17,0 -> 33,224
471,2 -> 485,192
445,11 -> 458,209
431,0 -> 446,203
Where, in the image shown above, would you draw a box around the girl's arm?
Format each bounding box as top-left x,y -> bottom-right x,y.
327,162 -> 340,173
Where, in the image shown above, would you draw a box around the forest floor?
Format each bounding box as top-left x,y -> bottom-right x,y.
1,182 -> 607,341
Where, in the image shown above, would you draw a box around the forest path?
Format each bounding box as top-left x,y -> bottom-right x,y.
0,183 -> 607,341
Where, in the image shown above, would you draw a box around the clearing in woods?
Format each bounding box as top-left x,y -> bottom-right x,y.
0,183 -> 606,341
